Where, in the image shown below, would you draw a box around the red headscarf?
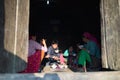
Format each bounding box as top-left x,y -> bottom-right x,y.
83,32 -> 100,48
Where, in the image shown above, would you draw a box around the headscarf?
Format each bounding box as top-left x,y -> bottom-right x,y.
83,32 -> 100,48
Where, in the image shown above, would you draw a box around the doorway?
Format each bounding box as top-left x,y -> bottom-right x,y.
29,0 -> 102,72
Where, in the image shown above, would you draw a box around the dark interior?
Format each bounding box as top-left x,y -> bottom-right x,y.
29,0 -> 101,50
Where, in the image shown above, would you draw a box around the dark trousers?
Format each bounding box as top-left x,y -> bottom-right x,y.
39,57 -> 58,71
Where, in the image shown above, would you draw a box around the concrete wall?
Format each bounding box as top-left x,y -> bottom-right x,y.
0,72 -> 120,80
0,0 -> 29,73
101,0 -> 120,70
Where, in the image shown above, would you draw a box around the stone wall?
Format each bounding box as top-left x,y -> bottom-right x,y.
101,0 -> 120,70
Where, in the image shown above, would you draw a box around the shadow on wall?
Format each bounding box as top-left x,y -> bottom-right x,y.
0,0 -> 27,73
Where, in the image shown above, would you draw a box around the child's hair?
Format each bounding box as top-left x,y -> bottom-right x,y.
51,40 -> 59,44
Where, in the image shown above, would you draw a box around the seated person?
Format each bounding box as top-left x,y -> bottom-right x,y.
77,44 -> 91,72
45,40 -> 67,69
82,35 -> 101,69
59,50 -> 65,65
19,35 -> 47,73
44,40 -> 61,66
63,46 -> 76,68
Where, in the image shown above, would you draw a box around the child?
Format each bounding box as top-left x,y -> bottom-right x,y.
59,50 -> 65,64
64,46 -> 75,68
77,44 -> 91,72
51,50 -> 68,69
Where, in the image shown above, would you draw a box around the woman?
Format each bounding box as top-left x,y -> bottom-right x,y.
19,35 -> 47,73
83,32 -> 100,48
82,35 -> 101,70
